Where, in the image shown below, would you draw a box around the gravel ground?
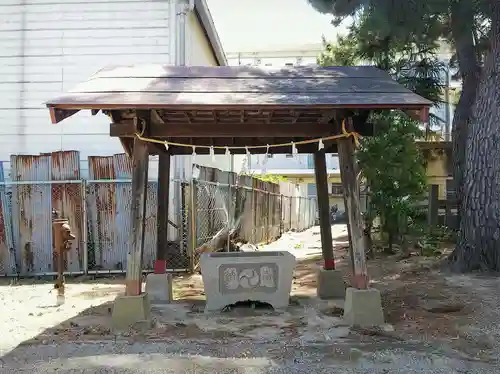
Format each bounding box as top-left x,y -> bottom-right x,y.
1,225 -> 499,373
0,339 -> 497,373
0,282 -> 122,357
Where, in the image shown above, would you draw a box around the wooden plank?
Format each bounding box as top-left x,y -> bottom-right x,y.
156,151 -> 170,262
72,77 -> 409,94
338,128 -> 368,289
428,184 -> 439,227
89,65 -> 395,79
314,150 -> 335,269
125,121 -> 150,296
109,119 -> 374,138
47,91 -> 431,110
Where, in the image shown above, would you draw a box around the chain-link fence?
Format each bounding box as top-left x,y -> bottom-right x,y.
0,178 -> 317,277
0,181 -> 85,276
85,179 -> 190,273
191,180 -> 317,270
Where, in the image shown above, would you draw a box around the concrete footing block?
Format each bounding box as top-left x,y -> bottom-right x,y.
317,268 -> 346,299
200,251 -> 296,312
343,287 -> 384,327
145,273 -> 173,303
112,293 -> 151,330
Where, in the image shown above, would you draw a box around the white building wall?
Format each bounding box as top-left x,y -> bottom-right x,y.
249,154 -> 339,171
0,0 -> 176,178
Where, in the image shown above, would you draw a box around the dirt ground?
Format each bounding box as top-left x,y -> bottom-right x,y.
1,225 -> 499,366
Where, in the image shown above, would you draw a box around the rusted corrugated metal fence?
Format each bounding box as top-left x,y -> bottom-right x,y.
0,151 -> 317,277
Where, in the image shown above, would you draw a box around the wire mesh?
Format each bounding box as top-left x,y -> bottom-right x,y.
0,181 -> 85,276
190,180 -> 318,270
85,180 -> 190,273
0,177 -> 317,277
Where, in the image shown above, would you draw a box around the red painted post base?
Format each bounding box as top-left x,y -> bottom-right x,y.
154,260 -> 167,274
324,259 -> 335,270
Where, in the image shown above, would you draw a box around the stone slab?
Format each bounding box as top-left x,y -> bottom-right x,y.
145,273 -> 173,303
343,287 -> 384,327
200,251 -> 296,312
112,293 -> 151,330
317,268 -> 346,299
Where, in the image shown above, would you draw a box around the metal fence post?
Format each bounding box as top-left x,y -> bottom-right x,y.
189,178 -> 198,272
297,196 -> 302,231
251,189 -> 255,243
81,179 -> 89,274
279,194 -> 284,236
227,183 -> 233,252
266,191 -> 270,242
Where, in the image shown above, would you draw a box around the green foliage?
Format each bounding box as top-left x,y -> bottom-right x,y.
357,113 -> 428,248
308,0 -> 491,134
413,225 -> 457,256
317,35 -> 358,66
317,13 -> 445,131
249,174 -> 288,184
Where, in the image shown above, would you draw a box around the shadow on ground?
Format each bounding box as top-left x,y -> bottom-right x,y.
1,249 -> 498,371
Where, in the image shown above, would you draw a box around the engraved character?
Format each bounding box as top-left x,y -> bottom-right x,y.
260,266 -> 275,288
223,267 -> 239,290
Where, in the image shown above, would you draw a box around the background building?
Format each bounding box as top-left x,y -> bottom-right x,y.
0,0 -> 226,180
234,42 -> 461,207
226,43 -> 323,67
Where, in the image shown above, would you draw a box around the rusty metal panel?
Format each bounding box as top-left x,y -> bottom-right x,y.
113,153 -> 132,179
111,153 -> 157,270
88,156 -> 115,180
0,162 -> 15,276
50,151 -> 84,273
86,153 -> 158,272
10,155 -> 53,274
112,153 -> 158,269
87,156 -> 116,270
112,153 -> 132,271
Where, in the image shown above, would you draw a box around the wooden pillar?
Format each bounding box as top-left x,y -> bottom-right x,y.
338,126 -> 368,289
156,151 -> 171,264
125,129 -> 150,296
428,184 -> 439,228
314,150 -> 335,269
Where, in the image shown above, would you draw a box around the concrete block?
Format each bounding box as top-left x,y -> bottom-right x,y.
200,251 -> 296,312
317,268 -> 346,299
112,293 -> 151,330
145,273 -> 173,303
343,287 -> 384,327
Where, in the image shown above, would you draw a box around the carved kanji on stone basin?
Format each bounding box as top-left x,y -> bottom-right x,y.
200,251 -> 296,312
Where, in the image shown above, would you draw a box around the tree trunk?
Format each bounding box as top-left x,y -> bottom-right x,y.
449,2 -> 481,227
450,3 -> 500,272
195,185 -> 246,254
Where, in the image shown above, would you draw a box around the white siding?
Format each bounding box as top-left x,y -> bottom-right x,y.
186,11 -> 217,66
0,0 -> 174,176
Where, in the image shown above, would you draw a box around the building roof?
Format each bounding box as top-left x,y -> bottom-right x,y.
45,65 -> 431,155
195,0 -> 227,66
46,65 -> 431,115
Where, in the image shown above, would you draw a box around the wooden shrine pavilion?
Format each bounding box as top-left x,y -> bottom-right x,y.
46,65 -> 431,296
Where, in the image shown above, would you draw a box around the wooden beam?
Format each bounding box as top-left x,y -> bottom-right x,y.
338,121 -> 368,289
110,119 -> 374,138
151,109 -> 165,124
119,137 -> 133,157
49,107 -> 80,124
156,152 -> 171,262
314,150 -> 335,270
125,114 -> 150,296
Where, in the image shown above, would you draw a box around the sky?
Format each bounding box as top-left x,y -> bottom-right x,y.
205,0 -> 347,52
